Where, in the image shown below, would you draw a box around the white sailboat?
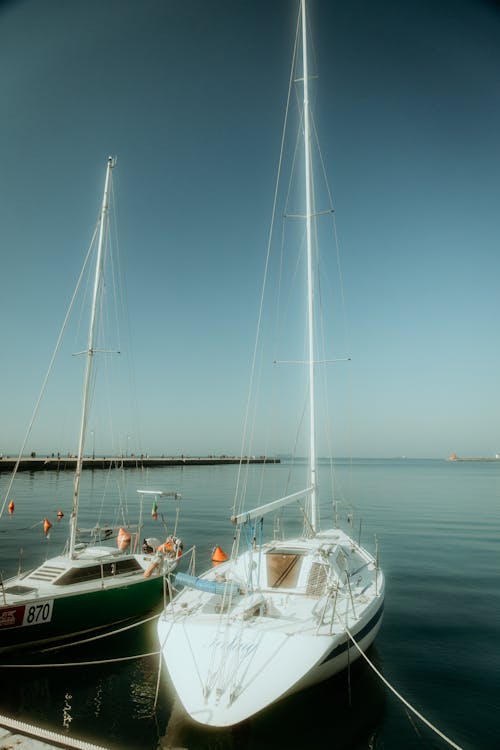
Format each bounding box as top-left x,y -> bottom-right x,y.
157,0 -> 384,727
0,157 -> 182,654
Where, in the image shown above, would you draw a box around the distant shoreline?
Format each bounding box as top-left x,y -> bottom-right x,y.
0,455 -> 280,473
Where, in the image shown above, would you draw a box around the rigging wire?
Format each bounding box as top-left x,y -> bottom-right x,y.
0,226 -> 99,521
109,167 -> 145,460
232,2 -> 301,530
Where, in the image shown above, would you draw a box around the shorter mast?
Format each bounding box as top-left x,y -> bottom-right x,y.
69,156 -> 115,559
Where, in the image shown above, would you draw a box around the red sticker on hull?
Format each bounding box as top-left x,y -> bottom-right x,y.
0,606 -> 25,629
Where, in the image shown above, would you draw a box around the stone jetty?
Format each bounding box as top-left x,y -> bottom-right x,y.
0,455 -> 280,473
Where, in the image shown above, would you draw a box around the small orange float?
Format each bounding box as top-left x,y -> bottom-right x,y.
8,500 -> 14,515
212,545 -> 229,565
43,518 -> 52,535
117,527 -> 131,550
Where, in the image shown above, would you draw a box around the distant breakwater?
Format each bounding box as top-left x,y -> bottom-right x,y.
448,456 -> 500,462
0,456 -> 280,473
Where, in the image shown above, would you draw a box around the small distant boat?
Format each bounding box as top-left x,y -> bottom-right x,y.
0,158 -> 182,654
157,1 -> 384,727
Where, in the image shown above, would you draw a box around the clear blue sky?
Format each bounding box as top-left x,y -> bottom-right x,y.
1,0 -> 500,460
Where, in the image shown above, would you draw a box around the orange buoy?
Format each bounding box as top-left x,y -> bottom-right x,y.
158,535 -> 183,558
212,545 -> 229,565
158,541 -> 173,554
117,527 -> 131,551
8,500 -> 14,515
43,518 -> 52,535
57,509 -> 64,519
158,535 -> 175,555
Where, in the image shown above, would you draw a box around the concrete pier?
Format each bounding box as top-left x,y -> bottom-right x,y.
0,714 -> 109,749
0,455 -> 280,473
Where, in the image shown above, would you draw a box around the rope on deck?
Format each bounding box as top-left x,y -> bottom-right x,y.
0,712 -> 110,750
345,627 -> 464,750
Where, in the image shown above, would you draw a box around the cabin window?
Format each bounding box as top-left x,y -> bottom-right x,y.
55,558 -> 142,585
4,585 -> 37,596
266,551 -> 304,588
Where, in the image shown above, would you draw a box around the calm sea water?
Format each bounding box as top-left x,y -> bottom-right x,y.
0,459 -> 498,750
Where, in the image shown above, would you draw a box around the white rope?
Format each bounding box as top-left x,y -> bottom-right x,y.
0,650 -> 159,669
345,628 -> 464,750
0,712 -> 110,749
40,611 -> 160,652
0,612 -> 162,668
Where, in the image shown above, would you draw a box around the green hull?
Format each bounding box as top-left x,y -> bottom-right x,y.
0,575 -> 164,654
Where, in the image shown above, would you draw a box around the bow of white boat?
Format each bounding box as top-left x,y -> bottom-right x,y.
158,612 -> 338,726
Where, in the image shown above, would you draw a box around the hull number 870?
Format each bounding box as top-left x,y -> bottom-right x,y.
23,600 -> 54,626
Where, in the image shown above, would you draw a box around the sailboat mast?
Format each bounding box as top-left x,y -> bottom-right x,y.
301,0 -> 317,531
69,156 -> 115,558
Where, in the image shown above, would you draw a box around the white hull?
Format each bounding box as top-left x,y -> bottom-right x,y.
158,529 -> 384,726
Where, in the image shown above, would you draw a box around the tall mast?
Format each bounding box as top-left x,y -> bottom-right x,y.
69,156 -> 115,558
301,0 -> 317,531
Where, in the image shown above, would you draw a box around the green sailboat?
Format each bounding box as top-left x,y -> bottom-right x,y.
0,157 -> 182,654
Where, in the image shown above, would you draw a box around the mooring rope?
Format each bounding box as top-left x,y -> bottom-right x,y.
0,650 -> 160,670
0,612 -> 161,669
345,627 -> 464,750
40,611 -> 160,652
0,608 -> 467,749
